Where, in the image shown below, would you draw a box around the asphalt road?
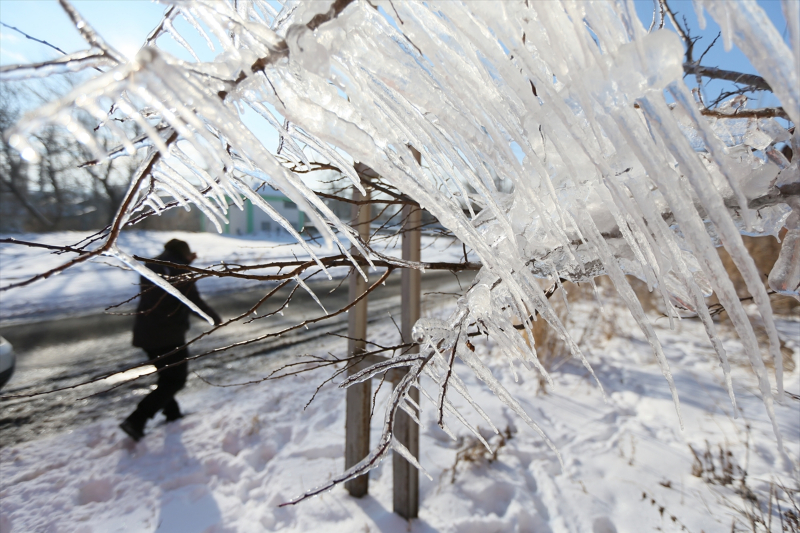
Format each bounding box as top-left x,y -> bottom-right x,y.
0,270 -> 474,448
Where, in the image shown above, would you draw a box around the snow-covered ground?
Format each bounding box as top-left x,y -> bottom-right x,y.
1,288 -> 797,533
0,230 -> 466,322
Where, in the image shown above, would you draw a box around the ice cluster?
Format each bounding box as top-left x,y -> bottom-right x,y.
3,0 -> 798,493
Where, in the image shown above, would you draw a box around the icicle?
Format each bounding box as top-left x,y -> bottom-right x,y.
419,368 -> 495,452
769,228 -> 800,298
640,94 -> 786,403
228,177 -> 332,277
457,345 -> 563,470
164,17 -> 202,63
294,275 -> 327,314
391,438 -> 432,480
104,246 -> 214,324
575,205 -> 684,428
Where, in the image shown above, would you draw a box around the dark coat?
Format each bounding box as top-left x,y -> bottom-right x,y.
132,250 -> 220,350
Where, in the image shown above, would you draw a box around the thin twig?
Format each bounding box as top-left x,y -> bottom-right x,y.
683,64 -> 772,92
0,268 -> 396,401
0,21 -> 67,55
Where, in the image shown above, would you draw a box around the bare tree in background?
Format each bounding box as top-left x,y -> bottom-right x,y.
0,80 -> 142,231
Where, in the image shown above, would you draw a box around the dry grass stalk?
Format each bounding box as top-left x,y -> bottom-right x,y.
445,426 -> 516,484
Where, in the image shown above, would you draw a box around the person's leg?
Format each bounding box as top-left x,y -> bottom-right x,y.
121,347 -> 187,440
160,353 -> 188,421
161,398 -> 182,421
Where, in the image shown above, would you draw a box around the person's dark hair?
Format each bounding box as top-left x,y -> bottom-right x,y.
163,239 -> 193,262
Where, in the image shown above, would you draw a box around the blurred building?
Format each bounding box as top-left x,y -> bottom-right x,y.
201,193 -> 305,237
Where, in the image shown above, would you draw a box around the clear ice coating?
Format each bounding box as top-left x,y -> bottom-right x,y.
4,0 -> 798,496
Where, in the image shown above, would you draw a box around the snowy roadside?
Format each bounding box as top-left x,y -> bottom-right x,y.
1,296 -> 797,533
0,230 -> 466,323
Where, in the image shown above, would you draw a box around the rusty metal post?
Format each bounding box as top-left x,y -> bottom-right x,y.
344,183 -> 371,498
394,148 -> 421,518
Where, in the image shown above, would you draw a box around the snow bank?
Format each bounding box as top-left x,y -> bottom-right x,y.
0,230 -> 465,322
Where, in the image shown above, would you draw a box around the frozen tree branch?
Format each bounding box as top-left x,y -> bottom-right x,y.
281,355 -> 428,506
0,51 -> 115,80
0,238 -> 481,292
699,106 -> 788,119
0,21 -> 68,55
683,63 -> 773,92
56,0 -> 124,63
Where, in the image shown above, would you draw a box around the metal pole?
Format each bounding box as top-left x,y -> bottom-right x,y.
394,148 -> 421,518
344,183 -> 371,498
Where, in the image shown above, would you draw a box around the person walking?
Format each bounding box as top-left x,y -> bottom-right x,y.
120,239 -> 221,442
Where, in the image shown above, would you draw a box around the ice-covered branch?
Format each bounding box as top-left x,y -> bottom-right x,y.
56,0 -> 124,63
0,239 -> 481,288
0,50 -> 116,80
282,353 -> 428,506
683,63 -> 772,92
0,21 -> 68,56
699,106 -> 789,119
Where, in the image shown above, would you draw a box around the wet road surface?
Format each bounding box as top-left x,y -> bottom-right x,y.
0,270 -> 473,448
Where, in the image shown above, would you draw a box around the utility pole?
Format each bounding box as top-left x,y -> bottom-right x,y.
394,146 -> 421,518
344,179 -> 371,497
